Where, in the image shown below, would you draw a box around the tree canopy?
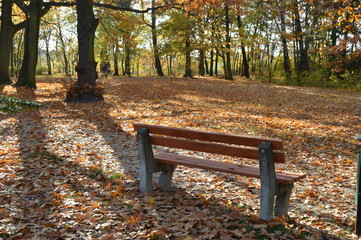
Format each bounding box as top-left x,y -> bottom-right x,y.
0,0 -> 360,93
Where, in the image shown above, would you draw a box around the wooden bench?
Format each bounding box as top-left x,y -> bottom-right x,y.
133,123 -> 306,220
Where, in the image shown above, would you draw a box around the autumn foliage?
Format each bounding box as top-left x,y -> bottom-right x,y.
0,76 -> 360,239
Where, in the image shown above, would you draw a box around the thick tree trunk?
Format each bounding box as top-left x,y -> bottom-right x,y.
15,0 -> 43,88
65,0 -> 102,102
0,0 -> 13,85
76,0 -> 98,85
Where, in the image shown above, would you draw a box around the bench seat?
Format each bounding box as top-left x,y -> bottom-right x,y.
155,153 -> 304,184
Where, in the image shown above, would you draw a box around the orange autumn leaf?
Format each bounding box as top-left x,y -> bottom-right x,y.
334,177 -> 343,182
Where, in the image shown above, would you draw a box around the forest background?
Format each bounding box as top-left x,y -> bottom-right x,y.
0,0 -> 360,92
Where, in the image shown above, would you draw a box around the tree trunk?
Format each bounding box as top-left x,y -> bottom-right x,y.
45,44 -> 52,75
241,46 -> 250,78
183,38 -> 192,77
124,44 -> 131,76
280,0 -> 291,77
13,31 -> 25,76
224,5 -> 233,80
151,0 -> 164,76
204,52 -> 209,75
65,0 -> 102,102
237,15 -> 250,78
56,14 -> 70,76
293,0 -> 309,73
76,0 -> 98,85
167,55 -> 173,76
0,0 -> 13,85
113,42 -> 120,76
209,50 -> 214,76
198,49 -> 205,76
15,0 -> 43,88
222,53 -> 227,78
215,51 -> 219,76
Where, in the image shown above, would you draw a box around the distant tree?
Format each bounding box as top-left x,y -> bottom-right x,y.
159,11 -> 195,77
142,0 -> 165,76
236,15 -> 250,78
224,4 -> 233,80
40,11 -> 56,76
292,0 -> 309,74
54,10 -> 71,76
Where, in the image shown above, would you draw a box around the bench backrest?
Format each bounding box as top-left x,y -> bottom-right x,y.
133,123 -> 286,163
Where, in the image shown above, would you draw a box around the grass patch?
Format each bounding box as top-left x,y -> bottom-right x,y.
0,95 -> 45,113
109,172 -> 125,180
28,151 -> 64,163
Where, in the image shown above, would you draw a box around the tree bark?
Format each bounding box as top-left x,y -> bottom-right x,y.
0,0 -> 13,85
76,0 -> 98,85
65,0 -> 103,102
15,0 -> 43,88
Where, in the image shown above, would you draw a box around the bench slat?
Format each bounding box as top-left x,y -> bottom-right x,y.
133,123 -> 284,150
155,153 -> 305,184
151,135 -> 286,163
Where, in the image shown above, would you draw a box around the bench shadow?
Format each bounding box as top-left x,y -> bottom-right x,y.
3,87 -> 140,238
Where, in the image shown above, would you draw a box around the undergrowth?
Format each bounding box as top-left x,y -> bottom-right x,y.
0,95 -> 45,113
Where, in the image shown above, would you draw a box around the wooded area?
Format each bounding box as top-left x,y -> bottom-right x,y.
0,0 -> 360,96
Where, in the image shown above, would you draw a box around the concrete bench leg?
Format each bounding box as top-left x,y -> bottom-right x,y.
158,164 -> 177,191
259,142 -> 276,221
275,183 -> 293,218
137,127 -> 157,193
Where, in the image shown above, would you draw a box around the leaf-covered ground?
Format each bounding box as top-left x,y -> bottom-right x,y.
0,76 -> 360,239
